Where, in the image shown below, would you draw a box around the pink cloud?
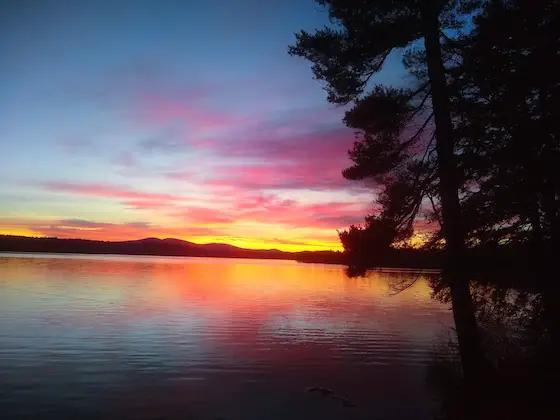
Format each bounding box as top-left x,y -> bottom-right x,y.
165,192 -> 362,230
136,94 -> 245,131
221,127 -> 353,163
175,190 -> 366,230
129,86 -> 364,194
36,181 -> 363,231
125,200 -> 173,209
175,206 -> 235,225
208,161 -> 347,191
40,182 -> 185,207
223,193 -> 368,230
231,193 -> 289,211
49,78 -> 376,245
162,127 -> 366,192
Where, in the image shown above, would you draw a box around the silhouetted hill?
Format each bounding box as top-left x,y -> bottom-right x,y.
0,235 -> 345,264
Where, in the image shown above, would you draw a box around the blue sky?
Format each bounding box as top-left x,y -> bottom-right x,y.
0,0 -> 406,251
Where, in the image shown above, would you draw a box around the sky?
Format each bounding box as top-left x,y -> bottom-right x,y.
0,0 -> 407,252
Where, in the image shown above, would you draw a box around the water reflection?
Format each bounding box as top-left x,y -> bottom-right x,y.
0,254 -> 452,419
427,274 -> 560,420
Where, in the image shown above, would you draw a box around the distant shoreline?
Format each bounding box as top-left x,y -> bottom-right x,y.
0,249 -> 290,260
0,235 -> 451,270
0,235 -> 346,265
0,249 -> 301,263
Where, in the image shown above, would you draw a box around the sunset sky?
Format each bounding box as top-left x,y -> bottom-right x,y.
0,0 -> 407,251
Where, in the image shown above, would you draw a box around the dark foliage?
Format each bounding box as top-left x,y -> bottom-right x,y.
428,273 -> 560,419
288,0 -> 478,265
290,0 -> 560,272
454,0 -> 560,257
289,0 -> 485,389
289,0 -> 560,412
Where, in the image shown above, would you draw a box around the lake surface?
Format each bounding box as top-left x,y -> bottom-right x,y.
0,254 -> 453,419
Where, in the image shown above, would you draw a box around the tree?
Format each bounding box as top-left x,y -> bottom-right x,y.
451,0 -> 560,357
453,0 -> 560,257
289,0 -> 483,384
339,84 -> 439,269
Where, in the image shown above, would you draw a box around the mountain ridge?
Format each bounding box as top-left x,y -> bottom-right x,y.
0,235 -> 344,264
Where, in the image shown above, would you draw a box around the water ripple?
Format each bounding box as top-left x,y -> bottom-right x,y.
0,254 -> 453,419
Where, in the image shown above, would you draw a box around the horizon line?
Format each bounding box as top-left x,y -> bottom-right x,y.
0,234 -> 342,254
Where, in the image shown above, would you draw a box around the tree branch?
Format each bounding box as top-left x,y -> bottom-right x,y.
420,132 -> 437,164
398,112 -> 435,154
410,89 -> 432,118
406,81 -> 431,102
428,191 -> 443,225
388,269 -> 425,296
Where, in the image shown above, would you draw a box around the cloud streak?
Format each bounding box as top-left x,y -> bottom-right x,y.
159,124 -> 364,192
10,70 -> 377,251
40,182 -> 186,208
0,217 -> 218,242
0,0 -> 418,251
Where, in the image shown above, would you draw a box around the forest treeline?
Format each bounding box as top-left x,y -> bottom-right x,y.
2,235 -> 536,274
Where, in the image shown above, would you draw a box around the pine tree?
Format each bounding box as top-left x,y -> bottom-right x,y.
289,0 -> 483,385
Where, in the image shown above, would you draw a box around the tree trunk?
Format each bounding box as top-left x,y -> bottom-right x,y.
540,180 -> 560,359
419,0 -> 482,386
542,181 -> 560,253
529,191 -> 544,261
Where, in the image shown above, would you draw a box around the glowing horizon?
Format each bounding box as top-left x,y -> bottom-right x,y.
0,223 -> 342,252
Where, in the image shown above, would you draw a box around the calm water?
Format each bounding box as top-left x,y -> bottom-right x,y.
0,254 -> 453,420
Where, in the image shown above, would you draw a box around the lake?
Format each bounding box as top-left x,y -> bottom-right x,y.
0,254 -> 453,419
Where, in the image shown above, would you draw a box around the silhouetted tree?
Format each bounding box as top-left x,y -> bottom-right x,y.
428,274 -> 560,420
289,0 -> 483,385
342,85 -> 439,245
451,0 -> 560,359
452,0 -> 560,257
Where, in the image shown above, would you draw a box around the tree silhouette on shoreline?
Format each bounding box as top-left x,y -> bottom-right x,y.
289,0 -> 483,393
